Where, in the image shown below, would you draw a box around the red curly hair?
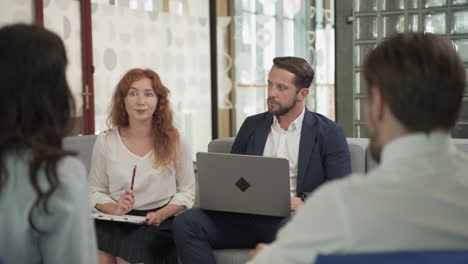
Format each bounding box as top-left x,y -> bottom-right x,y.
107,68 -> 179,170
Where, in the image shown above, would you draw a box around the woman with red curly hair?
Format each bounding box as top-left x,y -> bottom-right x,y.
89,68 -> 195,264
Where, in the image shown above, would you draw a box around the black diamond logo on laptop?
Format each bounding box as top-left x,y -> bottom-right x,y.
235,177 -> 250,192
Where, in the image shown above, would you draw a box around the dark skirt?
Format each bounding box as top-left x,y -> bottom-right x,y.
95,207 -> 178,264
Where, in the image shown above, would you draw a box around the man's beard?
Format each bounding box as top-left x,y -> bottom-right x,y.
368,119 -> 382,163
267,97 -> 297,117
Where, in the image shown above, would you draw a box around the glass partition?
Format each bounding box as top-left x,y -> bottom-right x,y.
232,0 -> 335,132
44,0 -> 84,135
91,0 -> 211,157
353,0 -> 468,138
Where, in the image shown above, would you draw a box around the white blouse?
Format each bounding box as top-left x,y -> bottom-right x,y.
88,129 -> 195,211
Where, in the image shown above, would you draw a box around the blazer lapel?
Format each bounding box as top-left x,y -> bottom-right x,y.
297,109 -> 317,193
252,113 -> 273,155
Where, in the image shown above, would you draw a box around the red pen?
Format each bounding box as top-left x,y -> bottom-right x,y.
130,165 -> 137,190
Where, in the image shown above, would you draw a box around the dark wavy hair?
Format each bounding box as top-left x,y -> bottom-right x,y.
0,24 -> 75,231
107,68 -> 179,170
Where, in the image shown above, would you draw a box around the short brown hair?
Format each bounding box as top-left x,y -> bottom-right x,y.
108,68 -> 179,170
273,56 -> 314,90
363,32 -> 465,132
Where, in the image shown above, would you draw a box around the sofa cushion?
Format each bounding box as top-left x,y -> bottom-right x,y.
208,137 -> 369,174
214,249 -> 250,264
208,137 -> 235,153
346,138 -> 368,174
316,251 -> 468,264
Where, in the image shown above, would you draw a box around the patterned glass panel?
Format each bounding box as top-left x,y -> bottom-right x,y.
453,9 -> 468,34
453,0 -> 468,5
354,0 -> 378,12
424,0 -> 447,8
381,0 -> 405,10
355,125 -> 369,138
355,43 -> 375,66
92,1 -> 212,156
354,98 -> 367,122
44,0 -> 84,134
424,12 -> 446,34
356,16 -> 378,40
454,39 -> 468,62
355,71 -> 366,95
383,15 -> 405,37
406,0 -> 419,8
408,13 -> 419,32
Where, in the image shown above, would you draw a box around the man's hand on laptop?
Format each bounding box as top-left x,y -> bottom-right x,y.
291,197 -> 304,211
249,243 -> 268,260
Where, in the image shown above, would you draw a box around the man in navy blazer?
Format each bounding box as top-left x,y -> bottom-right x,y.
173,57 -> 351,264
231,108 -> 351,200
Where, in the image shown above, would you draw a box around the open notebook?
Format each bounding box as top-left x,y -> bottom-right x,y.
92,212 -> 146,224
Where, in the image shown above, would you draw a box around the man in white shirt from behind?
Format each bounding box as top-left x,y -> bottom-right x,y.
248,32 -> 468,263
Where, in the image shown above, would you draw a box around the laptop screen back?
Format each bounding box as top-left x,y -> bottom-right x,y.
196,152 -> 291,217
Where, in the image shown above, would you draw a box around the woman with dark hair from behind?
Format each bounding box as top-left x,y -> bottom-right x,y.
89,68 -> 195,264
0,24 -> 97,263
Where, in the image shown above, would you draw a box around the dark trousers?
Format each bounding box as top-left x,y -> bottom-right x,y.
172,208 -> 290,264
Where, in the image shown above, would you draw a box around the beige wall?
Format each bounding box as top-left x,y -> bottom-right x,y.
0,1 -> 34,26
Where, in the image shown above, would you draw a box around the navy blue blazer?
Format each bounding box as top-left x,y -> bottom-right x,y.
231,109 -> 351,198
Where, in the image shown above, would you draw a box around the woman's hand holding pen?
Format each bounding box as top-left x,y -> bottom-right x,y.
116,188 -> 135,215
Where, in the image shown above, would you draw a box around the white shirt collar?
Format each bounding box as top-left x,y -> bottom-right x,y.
272,107 -> 306,132
381,132 -> 453,166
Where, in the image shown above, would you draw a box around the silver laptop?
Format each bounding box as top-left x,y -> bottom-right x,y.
196,152 -> 291,217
